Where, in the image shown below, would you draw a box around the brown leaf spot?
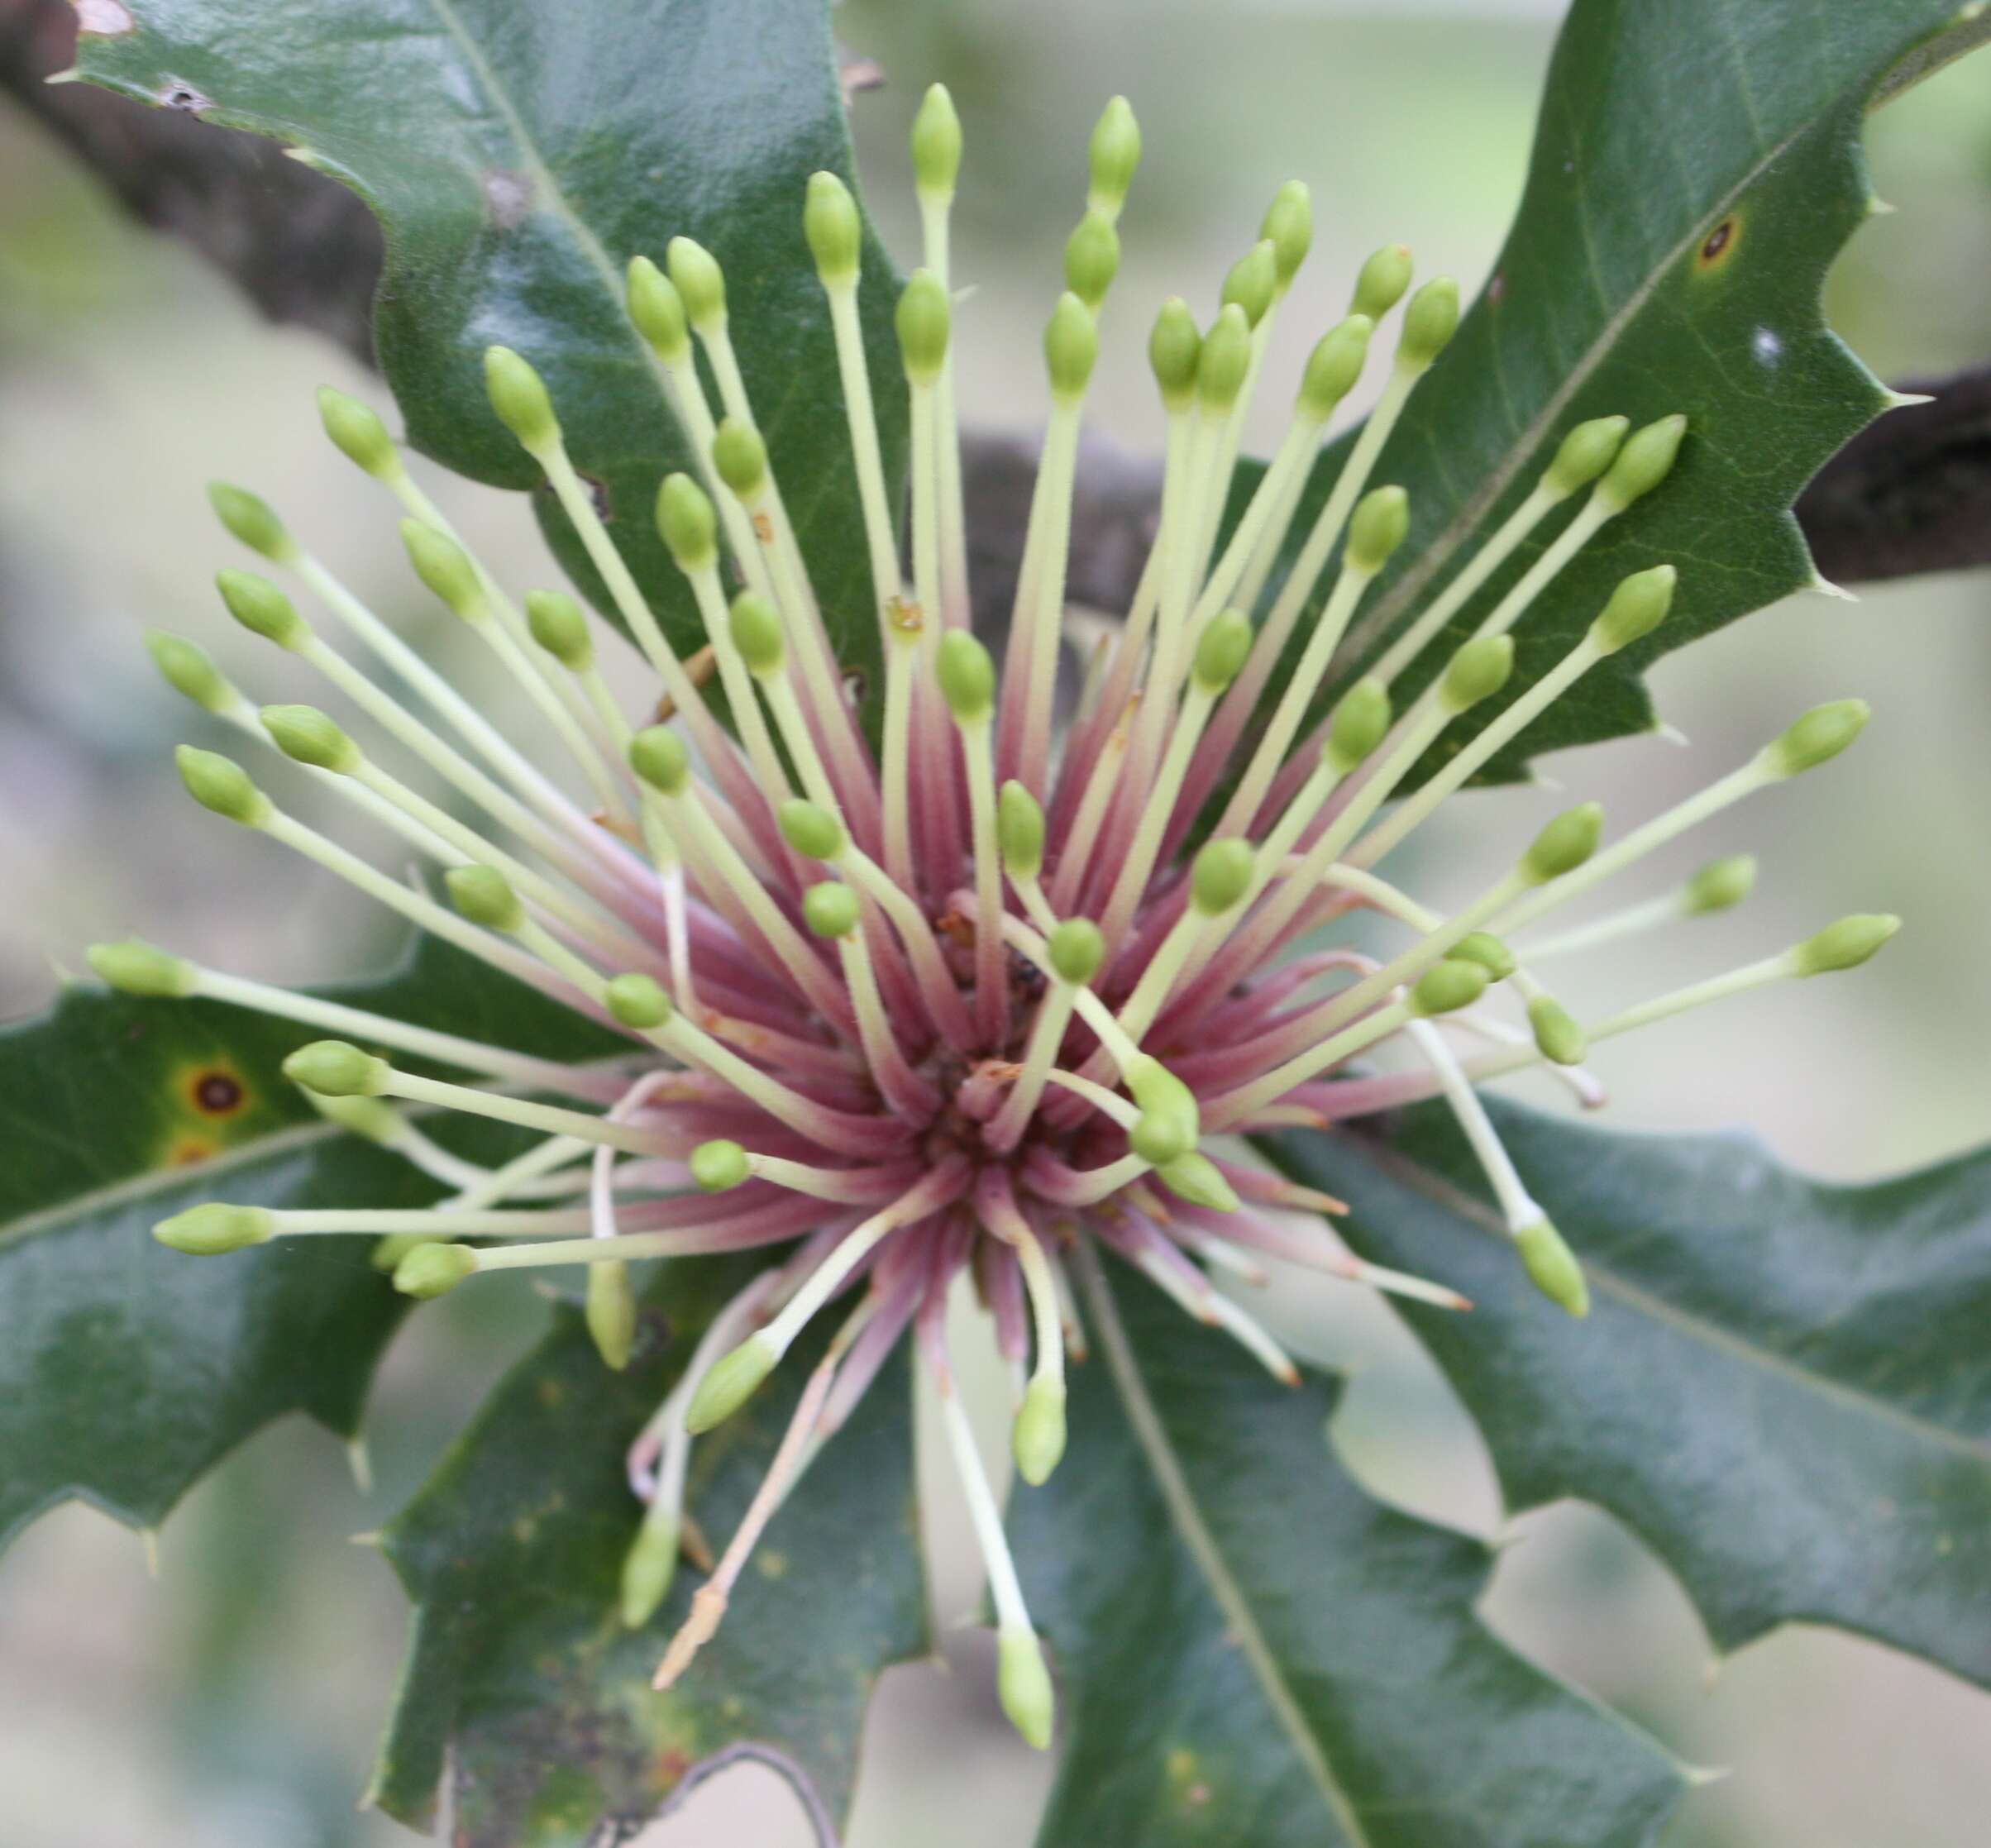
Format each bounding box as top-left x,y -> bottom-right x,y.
184,1066 -> 249,1118
156,76 -> 212,113
1695,213 -> 1740,273
165,1134 -> 218,1168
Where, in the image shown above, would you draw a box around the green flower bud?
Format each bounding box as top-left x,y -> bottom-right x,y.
1045,292 -> 1098,402
802,881 -> 860,938
1684,853 -> 1755,915
1062,208 -> 1120,313
1453,931 -> 1516,981
1541,414 -> 1630,498
1086,95 -> 1141,215
666,236 -> 727,330
779,799 -> 845,862
937,630 -> 996,723
1345,485 -> 1410,575
1125,1057 -> 1198,1133
260,703 -> 359,774
629,725 -> 691,795
176,745 -> 270,826
217,569 -> 308,649
1764,698 -> 1869,777
685,1332 -> 776,1433
1191,610 -> 1253,695
1350,243 -> 1413,320
998,1626 -> 1056,1750
587,1260 -> 638,1371
620,1514 -> 679,1629
1325,677 -> 1392,774
606,972 -> 674,1031
394,1242 -> 479,1300
1410,958 -> 1489,1018
999,781 -> 1045,881
153,1203 -> 275,1255
446,864 -> 526,934
1046,918 -> 1105,986
627,255 -> 691,363
1013,1376 -> 1068,1487
1439,635 -> 1514,713
1157,1151 -> 1239,1212
912,84 -> 962,198
804,170 -> 862,286
305,1088 -> 403,1144
1792,913 -> 1900,977
656,472 -> 719,572
524,589 -> 594,671
208,482 -> 294,562
283,1039 -> 389,1097
1297,316 -> 1373,421
728,591 -> 785,676
400,519 -> 484,616
484,345 -> 559,451
710,418 -> 768,501
1220,239 -> 1279,330
88,938 -> 197,999
1527,995 -> 1587,1066
896,269 -> 951,387
1190,838 -> 1254,916
1515,1216 -> 1589,1317
145,630 -> 235,713
1522,801 -> 1604,883
1259,179 -> 1312,289
316,386 -> 399,480
1588,564 -> 1676,653
370,1232 -> 432,1273
1196,304 -> 1252,413
1129,1109 -> 1195,1168
1148,298 -> 1201,412
690,1139 -> 750,1193
1597,413 -> 1687,512
1398,276 -> 1459,368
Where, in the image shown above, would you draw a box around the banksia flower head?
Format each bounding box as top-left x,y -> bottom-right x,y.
107,87 -> 1894,1750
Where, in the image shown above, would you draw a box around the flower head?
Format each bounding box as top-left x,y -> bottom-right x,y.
109,87 -> 1893,1748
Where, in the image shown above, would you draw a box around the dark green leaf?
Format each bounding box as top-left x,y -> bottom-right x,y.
370,1256 -> 926,1842
71,0 -> 906,706
1009,1249 -> 1684,1847
1262,1101 -> 1991,1689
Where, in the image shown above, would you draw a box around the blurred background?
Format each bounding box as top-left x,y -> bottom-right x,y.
2,0 -> 1988,1842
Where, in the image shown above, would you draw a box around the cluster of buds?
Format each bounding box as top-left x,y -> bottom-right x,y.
99,88 -> 1894,1750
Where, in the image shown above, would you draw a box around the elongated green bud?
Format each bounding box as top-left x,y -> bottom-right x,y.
710,418 -> 768,502
1063,209 -> 1120,312
484,346 -> 558,451
1298,316 -> 1373,421
1411,958 -> 1489,1018
657,472 -> 719,572
1684,854 -> 1755,914
998,1627 -> 1056,1750
218,572 -> 308,654
620,1515 -> 679,1628
666,236 -> 726,330
306,1089 -> 402,1144
1439,635 -> 1514,713
1326,678 -> 1392,774
446,864 -> 526,933
88,938 -> 197,998
1589,565 -> 1676,652
1515,1216 -> 1588,1317
1350,243 -> 1412,320
317,387 -> 399,479
395,1242 -> 478,1299
937,630 -> 996,723
284,1039 -> 389,1097
690,1139 -> 750,1192
176,745 -> 270,825
1086,95 -> 1141,215
1157,1151 -> 1239,1212
685,1332 -> 776,1433
1543,415 -> 1630,498
1522,802 -> 1603,883
627,255 -> 691,363
999,781 -> 1045,880
1399,277 -> 1459,368
1597,413 -> 1687,511
524,589 -> 594,671
912,84 -> 962,198
628,725 -> 691,795
587,1260 -> 638,1371
1196,304 -> 1252,413
1346,485 -> 1409,575
1046,918 -> 1105,986
779,798 -> 845,862
400,519 -> 483,616
896,270 -> 950,386
1045,293 -> 1098,402
1148,298 -> 1201,411
1126,1057 -> 1198,1129
1792,913 -> 1899,977
261,703 -> 359,773
1454,931 -> 1516,981
728,591 -> 785,676
1528,995 -> 1587,1066
208,482 -> 295,562
606,972 -> 674,1031
1764,699 -> 1868,776
1191,838 -> 1254,916
146,630 -> 235,713
802,881 -> 860,939
804,170 -> 862,285
1013,1377 -> 1068,1487
1129,1110 -> 1195,1168
1191,611 -> 1253,695
154,1203 -> 275,1255
1221,239 -> 1279,329
1260,180 -> 1312,289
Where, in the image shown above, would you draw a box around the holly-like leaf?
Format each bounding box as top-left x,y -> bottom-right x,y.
0,937 -> 616,1550
1008,1250 -> 1684,1847
1249,0 -> 1991,786
68,0 -> 905,703
1261,1101 -> 1991,1691
370,1256 -> 926,1843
